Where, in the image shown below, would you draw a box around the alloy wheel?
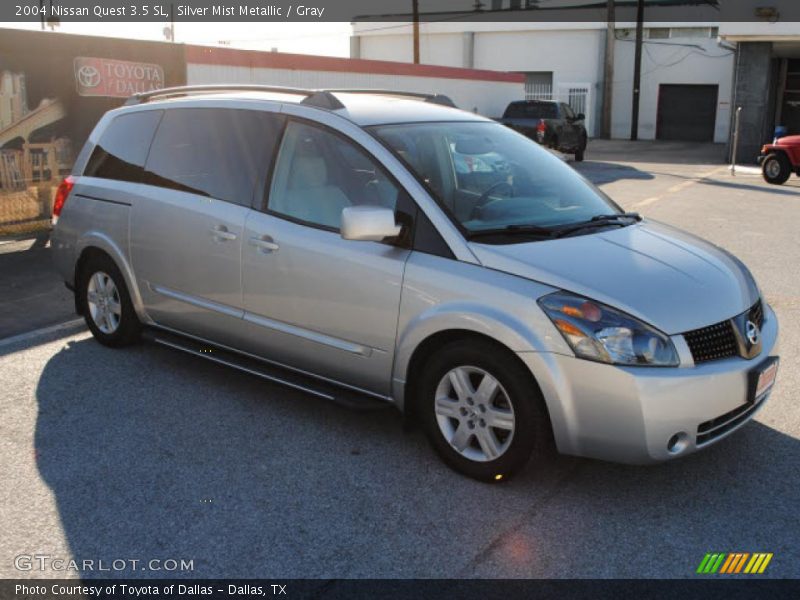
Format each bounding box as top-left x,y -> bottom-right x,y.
87,271 -> 122,334
434,365 -> 515,462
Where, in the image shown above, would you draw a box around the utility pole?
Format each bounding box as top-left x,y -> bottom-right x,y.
602,0 -> 615,139
412,0 -> 420,64
630,0 -> 644,140
164,3 -> 176,42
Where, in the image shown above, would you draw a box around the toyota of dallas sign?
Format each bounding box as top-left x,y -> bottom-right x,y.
74,57 -> 164,98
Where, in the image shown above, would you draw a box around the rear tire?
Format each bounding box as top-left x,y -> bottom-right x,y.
79,253 -> 141,347
762,153 -> 791,185
418,340 -> 552,482
574,136 -> 587,162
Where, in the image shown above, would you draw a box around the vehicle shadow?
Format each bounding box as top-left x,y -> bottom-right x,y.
0,233 -> 75,339
698,177 -> 800,196
584,141 -> 727,166
33,337 -> 799,579
572,161 -> 656,185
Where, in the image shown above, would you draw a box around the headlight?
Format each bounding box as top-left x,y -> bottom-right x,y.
538,291 -> 679,366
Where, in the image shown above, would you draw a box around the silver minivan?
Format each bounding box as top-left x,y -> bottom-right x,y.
52,86 -> 779,481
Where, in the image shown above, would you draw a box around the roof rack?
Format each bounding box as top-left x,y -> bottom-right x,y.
123,85 -> 455,110
124,85 -> 346,109
325,89 -> 456,107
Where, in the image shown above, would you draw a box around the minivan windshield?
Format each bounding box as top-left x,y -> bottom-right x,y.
370,121 -> 621,239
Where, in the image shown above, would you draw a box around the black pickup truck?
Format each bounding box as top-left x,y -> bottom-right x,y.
498,99 -> 588,161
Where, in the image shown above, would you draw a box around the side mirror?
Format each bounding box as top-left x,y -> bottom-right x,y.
341,205 -> 402,242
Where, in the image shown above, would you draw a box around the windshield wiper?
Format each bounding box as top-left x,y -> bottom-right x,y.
467,213 -> 641,241
550,212 -> 641,238
467,223 -> 556,239
589,212 -> 642,223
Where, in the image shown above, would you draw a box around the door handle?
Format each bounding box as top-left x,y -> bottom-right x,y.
249,235 -> 279,253
212,225 -> 237,241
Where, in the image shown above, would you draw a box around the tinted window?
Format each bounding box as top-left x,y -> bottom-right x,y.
268,121 -> 403,230
84,110 -> 163,182
503,102 -> 558,119
145,108 -> 284,207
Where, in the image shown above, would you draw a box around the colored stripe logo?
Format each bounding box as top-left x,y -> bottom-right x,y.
696,552 -> 773,574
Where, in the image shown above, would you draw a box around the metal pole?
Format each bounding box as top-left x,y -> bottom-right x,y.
602,0 -> 615,139
412,0 -> 420,64
630,0 -> 644,140
731,106 -> 742,176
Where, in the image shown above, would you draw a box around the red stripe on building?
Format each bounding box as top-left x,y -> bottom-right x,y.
185,45 -> 524,83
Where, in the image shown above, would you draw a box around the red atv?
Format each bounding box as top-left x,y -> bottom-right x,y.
759,135 -> 800,185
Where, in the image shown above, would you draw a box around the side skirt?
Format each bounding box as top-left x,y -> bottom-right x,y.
142,326 -> 395,412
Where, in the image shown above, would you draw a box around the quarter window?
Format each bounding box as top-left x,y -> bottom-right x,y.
144,108 -> 284,207
268,121 -> 402,230
84,110 -> 163,183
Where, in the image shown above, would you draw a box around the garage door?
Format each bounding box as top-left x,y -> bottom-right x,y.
657,84 -> 718,142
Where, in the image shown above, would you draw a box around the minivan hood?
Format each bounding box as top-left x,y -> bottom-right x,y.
469,220 -> 759,334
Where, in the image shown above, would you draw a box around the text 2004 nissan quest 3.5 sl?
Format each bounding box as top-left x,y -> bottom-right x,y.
51,85 -> 780,481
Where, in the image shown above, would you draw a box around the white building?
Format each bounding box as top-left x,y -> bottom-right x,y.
352,20 -> 735,143
185,45 -> 525,122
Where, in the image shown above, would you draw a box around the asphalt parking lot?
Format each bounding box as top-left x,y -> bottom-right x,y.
1,140 -> 798,579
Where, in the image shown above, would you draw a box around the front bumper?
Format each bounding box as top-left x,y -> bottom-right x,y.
518,304 -> 779,464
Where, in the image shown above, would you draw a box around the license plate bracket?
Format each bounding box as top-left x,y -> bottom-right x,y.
748,356 -> 779,404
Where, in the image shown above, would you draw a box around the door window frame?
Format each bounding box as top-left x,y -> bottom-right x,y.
258,115 -> 418,246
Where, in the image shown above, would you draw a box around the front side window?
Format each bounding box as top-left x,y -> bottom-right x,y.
144,108 -> 284,207
84,110 -> 163,183
371,121 -> 620,238
268,121 -> 402,230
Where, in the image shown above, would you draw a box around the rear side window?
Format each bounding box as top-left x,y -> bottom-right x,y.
83,110 -> 163,183
144,108 -> 284,207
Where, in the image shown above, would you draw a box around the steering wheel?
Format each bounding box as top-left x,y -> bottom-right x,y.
470,181 -> 514,220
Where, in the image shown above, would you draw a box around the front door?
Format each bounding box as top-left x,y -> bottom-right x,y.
240,120 -> 411,395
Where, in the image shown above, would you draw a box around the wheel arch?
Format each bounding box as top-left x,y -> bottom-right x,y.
399,329 -> 554,443
73,233 -> 147,321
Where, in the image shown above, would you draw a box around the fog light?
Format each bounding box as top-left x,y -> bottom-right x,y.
667,432 -> 689,454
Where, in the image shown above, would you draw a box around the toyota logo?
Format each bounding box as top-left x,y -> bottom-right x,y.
76,65 -> 101,88
746,320 -> 760,345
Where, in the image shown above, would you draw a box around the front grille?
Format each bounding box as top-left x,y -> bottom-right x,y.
684,320 -> 738,364
683,299 -> 765,365
697,398 -> 764,445
749,299 -> 764,328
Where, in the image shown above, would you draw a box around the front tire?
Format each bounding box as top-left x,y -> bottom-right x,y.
419,340 -> 552,482
762,153 -> 791,185
79,253 -> 141,347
